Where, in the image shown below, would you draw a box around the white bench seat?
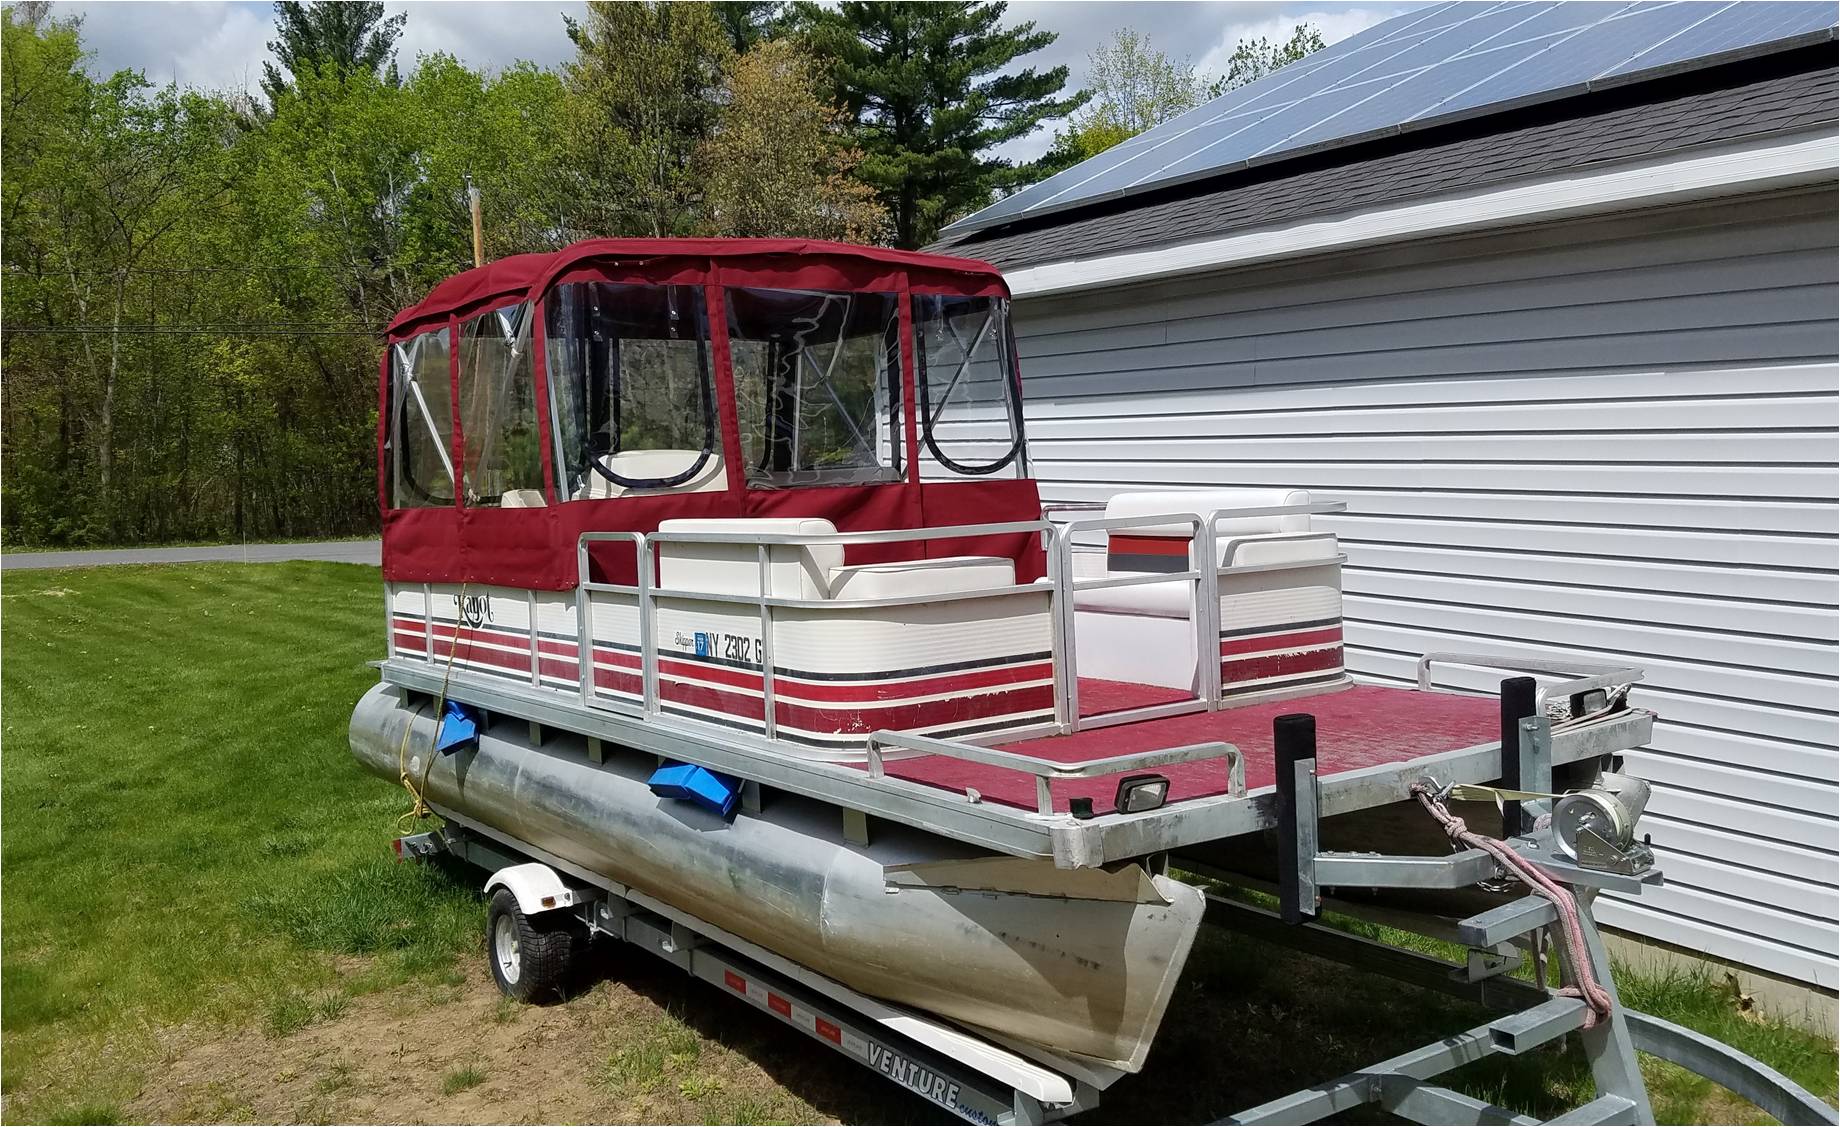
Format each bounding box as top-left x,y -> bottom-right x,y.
655,518 -> 1017,601
1071,489 -> 1344,693
828,556 -> 1015,600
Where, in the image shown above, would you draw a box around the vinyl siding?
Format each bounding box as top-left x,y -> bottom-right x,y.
1001,188 -> 1840,988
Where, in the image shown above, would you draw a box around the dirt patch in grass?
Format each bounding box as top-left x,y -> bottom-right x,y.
122,958 -> 897,1126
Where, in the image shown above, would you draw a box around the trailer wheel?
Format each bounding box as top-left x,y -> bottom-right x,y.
486,888 -> 580,1002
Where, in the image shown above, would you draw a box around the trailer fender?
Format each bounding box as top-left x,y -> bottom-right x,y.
485,862 -> 583,915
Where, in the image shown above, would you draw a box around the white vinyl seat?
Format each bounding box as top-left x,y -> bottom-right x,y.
500,488 -> 546,508
577,450 -> 726,500
827,556 -> 1015,600
1070,488 -> 1343,691
655,518 -> 1015,601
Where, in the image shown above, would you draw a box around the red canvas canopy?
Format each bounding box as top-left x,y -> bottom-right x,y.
377,238 -> 1042,591
385,238 -> 1011,339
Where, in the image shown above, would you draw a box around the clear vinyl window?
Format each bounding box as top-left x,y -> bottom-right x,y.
544,283 -> 716,499
913,294 -> 1025,477
389,326 -> 456,508
456,303 -> 546,506
727,287 -> 902,488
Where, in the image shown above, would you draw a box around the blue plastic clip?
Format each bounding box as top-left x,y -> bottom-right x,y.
648,761 -> 741,819
435,700 -> 479,755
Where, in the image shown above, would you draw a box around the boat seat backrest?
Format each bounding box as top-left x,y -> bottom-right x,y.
826,556 -> 1016,601
577,450 -> 727,500
655,519 -> 1022,603
1104,488 -> 1316,570
656,518 -> 842,599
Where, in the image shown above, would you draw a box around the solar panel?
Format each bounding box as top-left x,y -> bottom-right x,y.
947,0 -> 1837,237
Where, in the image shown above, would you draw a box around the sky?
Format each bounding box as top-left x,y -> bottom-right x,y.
57,1 -> 1421,161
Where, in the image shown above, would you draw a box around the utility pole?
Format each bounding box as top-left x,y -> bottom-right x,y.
467,174 -> 484,269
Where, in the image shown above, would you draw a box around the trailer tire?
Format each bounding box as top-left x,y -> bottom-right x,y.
486,888 -> 581,1003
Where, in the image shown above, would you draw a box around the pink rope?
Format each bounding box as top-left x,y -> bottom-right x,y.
1411,784 -> 1614,1028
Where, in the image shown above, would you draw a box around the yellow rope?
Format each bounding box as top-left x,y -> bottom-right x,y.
397,582 -> 468,836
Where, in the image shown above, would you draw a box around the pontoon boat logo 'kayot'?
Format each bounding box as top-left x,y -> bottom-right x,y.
455,593 -> 493,628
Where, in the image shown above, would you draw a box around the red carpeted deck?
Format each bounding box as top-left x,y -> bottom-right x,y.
888,683 -> 1501,815
1078,676 -> 1194,717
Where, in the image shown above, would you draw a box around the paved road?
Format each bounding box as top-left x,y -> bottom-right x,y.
1,539 -> 381,570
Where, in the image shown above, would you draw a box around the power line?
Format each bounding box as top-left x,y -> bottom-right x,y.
5,325 -> 381,337
2,261 -> 469,277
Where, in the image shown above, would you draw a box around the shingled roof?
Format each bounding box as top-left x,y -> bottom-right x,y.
930,44 -> 1837,273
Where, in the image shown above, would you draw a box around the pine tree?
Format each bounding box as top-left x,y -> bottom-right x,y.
260,1 -> 406,106
563,0 -> 732,238
794,1 -> 1085,248
712,1 -> 785,53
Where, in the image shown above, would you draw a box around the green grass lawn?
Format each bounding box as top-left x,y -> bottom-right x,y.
2,562 -> 479,1121
2,562 -> 1834,1124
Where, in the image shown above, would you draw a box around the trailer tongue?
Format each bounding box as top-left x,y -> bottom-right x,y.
356,238 -> 1835,1125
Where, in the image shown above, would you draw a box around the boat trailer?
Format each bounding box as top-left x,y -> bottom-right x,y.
391,675 -> 1837,1126
362,240 -> 1833,1125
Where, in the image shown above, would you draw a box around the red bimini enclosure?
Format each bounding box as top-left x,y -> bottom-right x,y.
378,238 -> 1044,591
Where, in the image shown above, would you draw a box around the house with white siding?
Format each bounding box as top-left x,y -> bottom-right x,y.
933,4 -> 1839,994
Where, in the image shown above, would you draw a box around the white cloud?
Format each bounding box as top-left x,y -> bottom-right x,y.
59,0 -> 586,95
390,1 -> 585,76
64,1 -> 272,94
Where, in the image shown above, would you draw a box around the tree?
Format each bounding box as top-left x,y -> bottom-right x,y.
712,0 -> 784,53
701,39 -> 885,241
261,1 -> 406,106
795,1 -> 1086,248
30,73 -> 236,535
1080,29 -> 1204,136
1209,22 -> 1326,97
1040,28 -> 1201,169
563,0 -> 732,237
398,55 -> 573,262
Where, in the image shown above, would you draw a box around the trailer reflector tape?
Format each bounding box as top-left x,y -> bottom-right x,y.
768,993 -> 791,1018
723,970 -> 746,993
816,1018 -> 842,1044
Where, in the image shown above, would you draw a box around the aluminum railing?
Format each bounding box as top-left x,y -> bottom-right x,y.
571,499 -> 1347,763
577,520 -> 1060,741
865,731 -> 1246,816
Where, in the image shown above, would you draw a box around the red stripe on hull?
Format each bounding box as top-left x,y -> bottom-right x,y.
431,639 -> 534,678
594,668 -> 643,695
656,656 -> 1053,703
538,656 -> 579,681
778,684 -> 1055,735
1219,626 -> 1343,656
594,648 -> 642,670
660,678 -> 1054,736
1222,646 -> 1344,683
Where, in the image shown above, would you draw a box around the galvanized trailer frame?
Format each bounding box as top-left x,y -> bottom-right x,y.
396,750 -> 1840,1126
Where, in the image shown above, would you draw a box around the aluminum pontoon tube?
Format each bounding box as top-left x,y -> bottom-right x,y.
350,684 -> 1205,1070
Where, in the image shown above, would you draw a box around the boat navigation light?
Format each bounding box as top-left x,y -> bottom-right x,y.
1114,774 -> 1171,814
